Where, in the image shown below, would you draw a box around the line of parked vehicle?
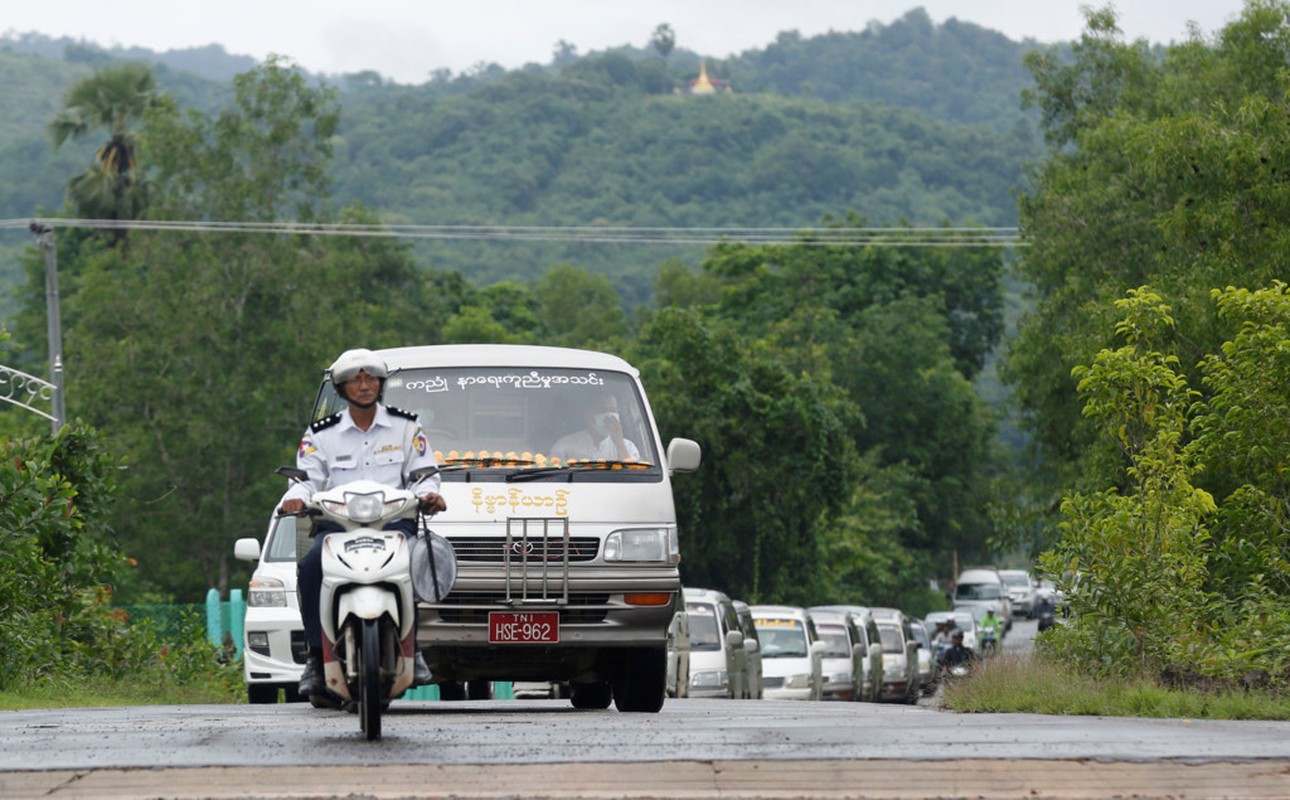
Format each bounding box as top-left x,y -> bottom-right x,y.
664,567 -> 1048,703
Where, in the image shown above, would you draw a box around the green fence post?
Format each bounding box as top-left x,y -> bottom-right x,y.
228,589 -> 245,659
204,588 -> 222,649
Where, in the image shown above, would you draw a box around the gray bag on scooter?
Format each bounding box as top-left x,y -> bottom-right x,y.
410,531 -> 457,603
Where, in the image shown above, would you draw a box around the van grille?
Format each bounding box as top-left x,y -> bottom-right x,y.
446,535 -> 599,562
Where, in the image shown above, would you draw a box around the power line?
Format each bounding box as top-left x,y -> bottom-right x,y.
2,217 -> 1026,248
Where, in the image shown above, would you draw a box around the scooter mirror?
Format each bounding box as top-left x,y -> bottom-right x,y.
276,465 -> 309,482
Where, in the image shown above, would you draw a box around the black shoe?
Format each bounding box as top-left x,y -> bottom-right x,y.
414,652 -> 433,685
298,654 -> 324,697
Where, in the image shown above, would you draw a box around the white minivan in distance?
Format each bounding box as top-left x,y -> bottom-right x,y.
750,605 -> 824,701
869,607 -> 920,703
234,513 -> 308,703
953,567 -> 1013,633
731,599 -> 764,700
682,587 -> 743,698
806,608 -> 863,701
305,344 -> 701,713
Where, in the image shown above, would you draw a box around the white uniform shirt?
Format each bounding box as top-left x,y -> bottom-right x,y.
282,404 -> 441,504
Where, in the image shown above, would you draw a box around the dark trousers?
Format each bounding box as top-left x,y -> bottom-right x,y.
298,519 -> 417,651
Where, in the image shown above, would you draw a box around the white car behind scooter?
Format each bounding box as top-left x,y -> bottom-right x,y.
279,466 -> 453,740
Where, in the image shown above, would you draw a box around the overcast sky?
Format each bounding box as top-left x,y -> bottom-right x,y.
10,1 -> 1253,84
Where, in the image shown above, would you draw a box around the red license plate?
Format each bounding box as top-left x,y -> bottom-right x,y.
489,611 -> 560,643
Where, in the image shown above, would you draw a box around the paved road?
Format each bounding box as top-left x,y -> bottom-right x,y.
2,621 -> 1287,798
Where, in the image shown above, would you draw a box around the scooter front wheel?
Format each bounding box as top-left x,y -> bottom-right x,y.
359,618 -> 382,740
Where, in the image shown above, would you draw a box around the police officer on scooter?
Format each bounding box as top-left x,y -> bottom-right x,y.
279,348 -> 448,701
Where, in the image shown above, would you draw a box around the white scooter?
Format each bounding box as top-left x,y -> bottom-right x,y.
279,466 -> 451,740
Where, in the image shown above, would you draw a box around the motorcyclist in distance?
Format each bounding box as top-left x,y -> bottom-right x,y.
979,608 -> 1002,654
940,629 -> 975,674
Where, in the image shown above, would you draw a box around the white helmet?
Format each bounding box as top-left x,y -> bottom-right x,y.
328,348 -> 388,393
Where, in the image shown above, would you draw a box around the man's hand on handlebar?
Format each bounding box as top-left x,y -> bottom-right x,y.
418,492 -> 447,514
278,498 -> 306,516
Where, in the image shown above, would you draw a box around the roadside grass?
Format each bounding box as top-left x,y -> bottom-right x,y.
0,675 -> 242,710
942,653 -> 1290,720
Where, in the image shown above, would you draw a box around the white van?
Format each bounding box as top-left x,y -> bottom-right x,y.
307,344 -> 700,713
869,607 -> 920,703
808,607 -> 872,701
730,599 -> 764,700
234,513 -> 308,703
809,604 -> 885,702
683,587 -> 743,698
953,567 -> 1013,633
750,605 -> 825,701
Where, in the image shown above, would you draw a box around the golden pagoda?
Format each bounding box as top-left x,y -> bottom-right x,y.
691,58 -> 717,95
676,58 -> 730,95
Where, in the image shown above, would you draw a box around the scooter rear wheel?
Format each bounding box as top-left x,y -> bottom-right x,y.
359,619 -> 382,740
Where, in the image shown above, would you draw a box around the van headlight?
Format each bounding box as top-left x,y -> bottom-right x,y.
248,576 -> 287,607
784,673 -> 813,689
604,527 -> 677,563
690,669 -> 728,689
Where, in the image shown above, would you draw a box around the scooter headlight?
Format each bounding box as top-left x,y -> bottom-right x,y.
323,490 -> 408,524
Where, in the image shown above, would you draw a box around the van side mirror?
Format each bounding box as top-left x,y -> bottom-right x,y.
745,638 -> 760,654
666,438 -> 701,473
810,641 -> 828,656
725,630 -> 744,649
234,537 -> 261,562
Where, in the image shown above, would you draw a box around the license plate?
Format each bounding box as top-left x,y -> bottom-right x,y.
489,611 -> 560,643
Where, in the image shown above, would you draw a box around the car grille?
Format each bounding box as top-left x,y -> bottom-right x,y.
290,630 -> 308,664
762,676 -> 785,689
447,535 -> 600,562
436,591 -> 612,624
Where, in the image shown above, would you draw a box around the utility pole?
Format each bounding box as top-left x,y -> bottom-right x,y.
29,221 -> 64,434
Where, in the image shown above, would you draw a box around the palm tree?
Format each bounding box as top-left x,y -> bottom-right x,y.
48,62 -> 161,240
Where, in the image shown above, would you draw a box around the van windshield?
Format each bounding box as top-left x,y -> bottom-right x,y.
685,602 -> 722,651
955,582 -> 1001,600
877,624 -> 905,653
754,619 -> 808,658
314,367 -> 661,481
815,624 -> 852,658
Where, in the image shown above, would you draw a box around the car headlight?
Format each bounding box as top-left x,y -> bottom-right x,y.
604,527 -> 677,563
248,576 -> 287,607
784,673 -> 812,689
690,670 -> 728,689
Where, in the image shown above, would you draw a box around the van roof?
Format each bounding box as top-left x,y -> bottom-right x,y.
375,344 -> 637,375
957,568 -> 1002,581
750,604 -> 807,619
810,604 -> 873,619
807,609 -> 846,624
868,607 -> 904,621
684,587 -> 731,602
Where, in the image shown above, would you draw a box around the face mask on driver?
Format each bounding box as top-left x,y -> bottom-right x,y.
593,412 -> 619,436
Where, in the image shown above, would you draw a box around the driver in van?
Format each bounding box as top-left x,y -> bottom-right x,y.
278,348 -> 448,702
550,393 -> 640,462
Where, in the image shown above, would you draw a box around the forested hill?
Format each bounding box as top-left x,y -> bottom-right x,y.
0,8 -> 1048,298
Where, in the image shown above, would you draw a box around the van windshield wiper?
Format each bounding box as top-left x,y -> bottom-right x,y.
439,456 -> 537,472
506,460 -> 655,482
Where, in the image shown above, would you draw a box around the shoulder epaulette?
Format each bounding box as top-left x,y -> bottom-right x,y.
388,406 -> 418,422
309,413 -> 342,433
